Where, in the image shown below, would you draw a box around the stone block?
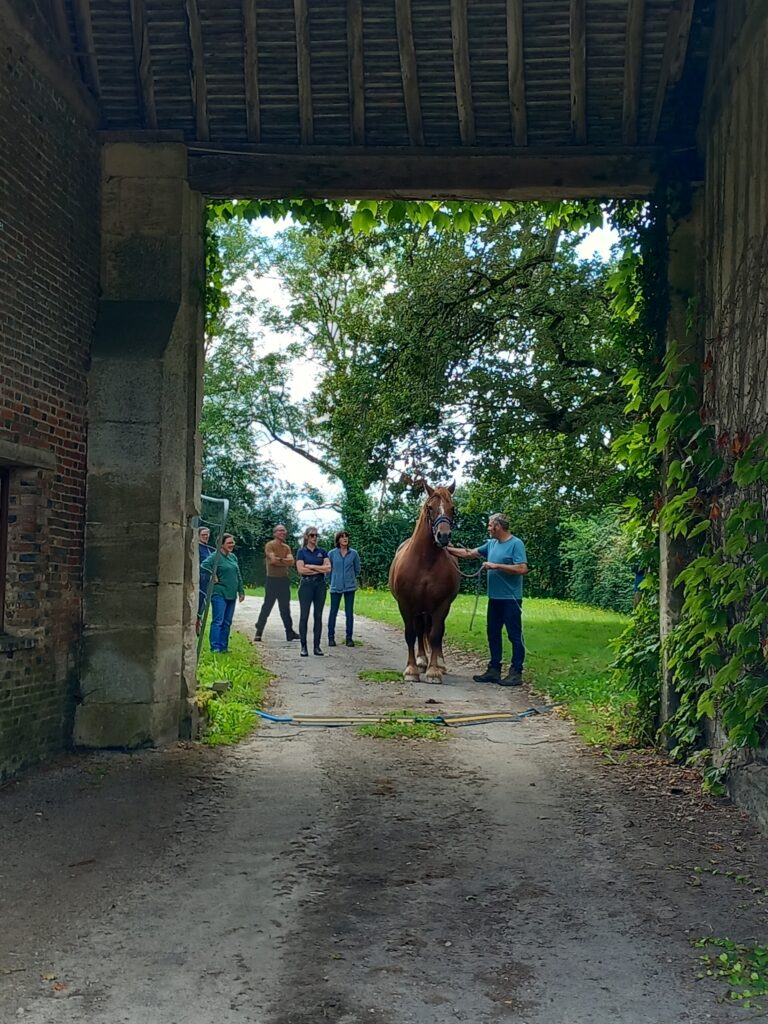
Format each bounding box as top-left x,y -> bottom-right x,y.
102,234 -> 183,303
74,698 -> 180,749
84,531 -> 161,585
89,357 -> 163,425
80,627 -> 158,703
102,143 -> 187,181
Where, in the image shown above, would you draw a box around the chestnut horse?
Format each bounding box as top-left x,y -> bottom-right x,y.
388,482 -> 460,683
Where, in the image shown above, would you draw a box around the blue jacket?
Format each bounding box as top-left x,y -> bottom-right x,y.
328,547 -> 361,593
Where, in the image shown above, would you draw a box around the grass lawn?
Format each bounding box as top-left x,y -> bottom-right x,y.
353,589 -> 633,749
196,626 -> 272,745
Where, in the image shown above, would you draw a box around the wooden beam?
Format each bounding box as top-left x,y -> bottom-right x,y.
570,0 -> 586,144
622,0 -> 645,146
347,0 -> 365,145
185,0 -> 209,142
294,0 -> 313,144
506,0 -> 527,146
649,0 -> 695,142
71,0 -> 100,98
129,0 -> 157,129
188,145 -> 661,200
394,0 -> 424,146
450,0 -> 475,145
242,0 -> 261,142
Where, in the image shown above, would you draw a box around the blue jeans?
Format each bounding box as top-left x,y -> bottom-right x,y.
209,595 -> 236,652
487,598 -> 524,672
328,590 -> 355,641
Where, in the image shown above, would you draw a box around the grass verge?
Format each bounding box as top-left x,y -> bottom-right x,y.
354,589 -> 632,749
196,627 -> 272,746
359,669 -> 403,683
357,710 -> 447,741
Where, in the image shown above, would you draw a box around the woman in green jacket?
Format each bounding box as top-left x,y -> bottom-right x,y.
201,533 -> 245,653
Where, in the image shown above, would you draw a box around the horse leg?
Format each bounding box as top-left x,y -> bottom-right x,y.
425,604 -> 451,682
416,614 -> 428,670
403,617 -> 421,682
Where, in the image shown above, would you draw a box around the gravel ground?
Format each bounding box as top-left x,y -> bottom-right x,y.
2,595 -> 768,1023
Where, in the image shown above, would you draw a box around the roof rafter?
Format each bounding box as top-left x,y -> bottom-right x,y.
395,0 -> 424,147
347,0 -> 365,145
649,0 -> 695,142
450,0 -> 475,145
622,0 -> 645,145
294,0 -> 314,145
569,0 -> 586,144
506,0 -> 527,146
184,0 -> 209,142
71,0 -> 100,98
129,0 -> 157,130
242,0 -> 261,142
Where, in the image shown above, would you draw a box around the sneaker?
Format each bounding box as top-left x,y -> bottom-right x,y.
328,638 -> 337,647
345,639 -> 355,648
499,668 -> 523,687
472,664 -> 501,684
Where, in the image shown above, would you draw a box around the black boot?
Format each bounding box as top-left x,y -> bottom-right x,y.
286,631 -> 300,641
472,663 -> 501,684
253,628 -> 263,642
300,643 -> 308,657
499,666 -> 523,687
328,637 -> 337,647
313,645 -> 324,656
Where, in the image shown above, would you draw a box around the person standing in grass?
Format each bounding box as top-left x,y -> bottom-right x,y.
201,533 -> 245,654
448,513 -> 528,686
295,526 -> 331,657
253,524 -> 299,642
196,526 -> 215,634
327,530 -> 361,648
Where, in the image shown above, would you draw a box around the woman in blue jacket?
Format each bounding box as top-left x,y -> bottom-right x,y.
327,530 -> 361,648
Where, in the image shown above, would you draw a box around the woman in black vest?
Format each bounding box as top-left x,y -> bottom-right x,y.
295,526 -> 331,657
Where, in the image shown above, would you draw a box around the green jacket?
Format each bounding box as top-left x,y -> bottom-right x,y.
201,551 -> 244,601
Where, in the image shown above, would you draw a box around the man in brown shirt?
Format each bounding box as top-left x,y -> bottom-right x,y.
254,524 -> 299,641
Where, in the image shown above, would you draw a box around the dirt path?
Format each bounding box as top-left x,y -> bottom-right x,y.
2,597 -> 768,1023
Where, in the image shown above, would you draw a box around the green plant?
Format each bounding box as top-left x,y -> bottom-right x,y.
197,630 -> 272,745
357,710 -> 447,741
693,937 -> 768,1008
359,670 -> 403,683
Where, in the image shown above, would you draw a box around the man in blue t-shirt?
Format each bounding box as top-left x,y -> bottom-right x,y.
448,513 -> 528,686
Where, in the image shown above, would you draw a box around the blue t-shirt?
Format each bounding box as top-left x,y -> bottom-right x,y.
477,536 -> 527,600
296,546 -> 329,579
328,547 -> 361,593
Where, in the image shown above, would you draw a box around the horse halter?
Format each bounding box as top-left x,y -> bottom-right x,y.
426,503 -> 454,546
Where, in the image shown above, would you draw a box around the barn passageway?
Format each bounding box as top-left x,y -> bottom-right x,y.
1,599 -> 766,1023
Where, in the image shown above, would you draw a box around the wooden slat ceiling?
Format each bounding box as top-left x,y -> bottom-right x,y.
56,0 -> 712,150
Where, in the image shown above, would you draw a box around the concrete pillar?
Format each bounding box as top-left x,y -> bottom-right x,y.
658,185 -> 704,731
74,143 -> 204,748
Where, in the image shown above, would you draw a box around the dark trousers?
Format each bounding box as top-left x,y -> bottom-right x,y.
298,577 -> 326,646
328,590 -> 355,641
209,595 -> 236,652
255,577 -> 294,637
487,598 -> 524,672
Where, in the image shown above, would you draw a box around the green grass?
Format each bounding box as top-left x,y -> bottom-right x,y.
354,589 -> 632,748
197,627 -> 272,745
359,669 -> 403,683
357,710 -> 447,741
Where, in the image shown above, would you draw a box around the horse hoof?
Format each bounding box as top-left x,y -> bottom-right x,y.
416,657 -> 427,670
403,672 -> 420,683
425,670 -> 443,684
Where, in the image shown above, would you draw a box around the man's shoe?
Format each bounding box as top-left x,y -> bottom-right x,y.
499,668 -> 523,687
313,646 -> 324,656
300,644 -> 309,657
328,638 -> 337,647
253,629 -> 263,642
286,631 -> 300,641
345,638 -> 355,648
472,664 -> 501,684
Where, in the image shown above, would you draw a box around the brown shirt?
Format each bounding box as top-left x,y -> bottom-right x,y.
264,539 -> 292,578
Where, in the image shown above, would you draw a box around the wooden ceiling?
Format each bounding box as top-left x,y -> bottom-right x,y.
41,0 -> 716,197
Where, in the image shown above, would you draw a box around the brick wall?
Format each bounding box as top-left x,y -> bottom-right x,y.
0,39 -> 99,781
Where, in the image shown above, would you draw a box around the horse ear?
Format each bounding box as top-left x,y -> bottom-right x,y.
447,480 -> 456,494
423,481 -> 435,497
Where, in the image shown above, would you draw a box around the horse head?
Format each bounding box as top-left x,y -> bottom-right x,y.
423,480 -> 456,548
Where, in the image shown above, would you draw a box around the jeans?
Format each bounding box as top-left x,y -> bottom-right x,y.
328,590 -> 355,641
298,577 -> 326,646
209,595 -> 236,652
487,598 -> 524,672
197,581 -> 209,619
255,577 -> 294,637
